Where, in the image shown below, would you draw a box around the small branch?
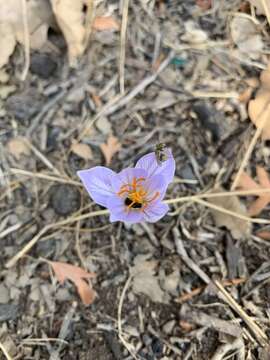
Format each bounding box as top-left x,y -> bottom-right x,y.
119,0 -> 129,94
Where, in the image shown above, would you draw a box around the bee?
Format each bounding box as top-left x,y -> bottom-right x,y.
155,143 -> 168,165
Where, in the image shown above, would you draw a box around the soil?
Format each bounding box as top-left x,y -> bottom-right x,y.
1,1 -> 270,359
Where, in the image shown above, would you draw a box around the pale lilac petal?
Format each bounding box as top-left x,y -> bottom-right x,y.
107,196 -> 144,223
135,150 -> 175,184
77,166 -> 116,207
114,168 -> 148,190
143,174 -> 167,202
143,201 -> 169,222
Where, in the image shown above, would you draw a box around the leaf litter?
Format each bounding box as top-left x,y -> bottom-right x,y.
207,187 -> 251,239
237,166 -> 270,216
100,135 -> 121,165
48,260 -> 96,305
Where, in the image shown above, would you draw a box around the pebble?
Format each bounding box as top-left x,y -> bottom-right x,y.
162,319 -> 176,334
30,53 -> 57,79
0,304 -> 18,322
6,89 -> 43,122
50,184 -> 80,216
0,285 -> 10,304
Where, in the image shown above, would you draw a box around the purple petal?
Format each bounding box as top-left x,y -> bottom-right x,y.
143,174 -> 168,202
142,201 -> 169,223
107,196 -> 144,223
135,150 -> 175,185
77,166 -> 116,207
113,168 -> 148,191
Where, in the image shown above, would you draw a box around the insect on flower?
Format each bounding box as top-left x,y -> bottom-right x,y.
77,150 -> 175,224
155,143 -> 169,165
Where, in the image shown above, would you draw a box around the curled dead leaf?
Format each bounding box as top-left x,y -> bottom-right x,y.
100,135 -> 121,165
50,0 -> 90,66
208,187 -> 251,239
48,260 -> 96,305
7,137 -> 30,160
237,166 -> 270,216
93,16 -> 120,31
71,142 -> 93,160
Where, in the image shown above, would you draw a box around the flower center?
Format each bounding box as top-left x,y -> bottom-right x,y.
117,177 -> 159,210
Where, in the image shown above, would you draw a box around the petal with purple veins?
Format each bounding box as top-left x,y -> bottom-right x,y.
77,166 -> 116,207
135,150 -> 175,185
143,174 -> 167,202
142,201 -> 169,223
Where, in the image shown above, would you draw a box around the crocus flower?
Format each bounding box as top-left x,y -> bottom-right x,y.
77,150 -> 175,224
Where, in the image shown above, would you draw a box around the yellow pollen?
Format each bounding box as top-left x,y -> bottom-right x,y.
117,176 -> 160,210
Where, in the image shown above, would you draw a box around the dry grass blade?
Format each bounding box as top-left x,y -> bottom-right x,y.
5,209 -> 109,268
0,342 -> 13,360
119,0 -> 129,94
20,0 -> 30,81
10,168 -> 82,186
194,198 -> 270,224
6,187 -> 270,268
214,280 -> 268,347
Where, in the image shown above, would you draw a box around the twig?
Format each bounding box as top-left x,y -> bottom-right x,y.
0,222 -> 23,239
103,51 -> 175,116
117,275 -> 138,359
231,101 -> 270,190
119,0 -> 129,94
194,198 -> 269,224
173,227 -> 211,284
27,89 -> 68,136
176,278 -> 246,304
20,0 -> 30,81
0,342 -> 13,360
211,337 -> 245,360
49,302 -> 77,360
22,139 -> 61,175
214,280 -> 268,347
6,187 -> 270,267
9,168 -> 82,187
262,0 -> 270,27
5,209 -> 108,268
83,0 -> 95,49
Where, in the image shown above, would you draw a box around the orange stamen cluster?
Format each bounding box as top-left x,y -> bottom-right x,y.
117,177 -> 159,211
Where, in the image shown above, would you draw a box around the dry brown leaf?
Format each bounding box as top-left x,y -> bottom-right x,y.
230,16 -> 263,59
249,0 -> 270,16
93,16 -> 120,31
196,0 -> 212,11
237,166 -> 270,216
255,230 -> 270,240
248,64 -> 270,140
100,135 -> 121,165
50,0 -> 90,66
71,142 -> 93,160
0,0 -> 54,68
7,137 -> 30,159
49,260 -> 96,305
208,188 -> 251,239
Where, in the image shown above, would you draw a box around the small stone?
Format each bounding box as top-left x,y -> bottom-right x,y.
0,304 -> 19,322
6,89 -> 43,122
50,184 -> 80,216
96,116 -> 112,134
0,285 -> 10,304
162,320 -> 176,334
0,85 -> 16,99
30,53 -> 57,79
36,238 -> 57,257
56,288 -> 72,302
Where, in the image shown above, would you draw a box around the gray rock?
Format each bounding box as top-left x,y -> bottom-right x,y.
6,89 -> 43,122
30,53 -> 57,78
50,184 -> 80,216
0,304 -> 19,322
0,285 -> 10,304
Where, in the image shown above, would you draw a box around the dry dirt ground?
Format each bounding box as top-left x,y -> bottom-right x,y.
1,1 -> 270,359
